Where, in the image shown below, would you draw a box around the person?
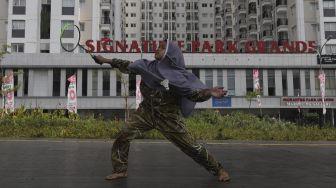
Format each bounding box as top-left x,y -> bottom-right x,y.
93,40 -> 230,182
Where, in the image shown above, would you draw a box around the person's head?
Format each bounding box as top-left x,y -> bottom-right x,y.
154,40 -> 167,60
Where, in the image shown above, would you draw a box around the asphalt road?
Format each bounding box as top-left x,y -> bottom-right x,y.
0,139 -> 335,188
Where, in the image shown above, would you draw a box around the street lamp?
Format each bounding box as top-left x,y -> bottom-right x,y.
316,35 -> 332,68
315,35 -> 332,124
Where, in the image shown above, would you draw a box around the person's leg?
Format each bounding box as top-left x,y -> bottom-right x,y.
106,108 -> 153,180
157,115 -> 230,182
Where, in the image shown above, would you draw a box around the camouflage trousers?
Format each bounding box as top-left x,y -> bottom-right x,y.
111,106 -> 223,176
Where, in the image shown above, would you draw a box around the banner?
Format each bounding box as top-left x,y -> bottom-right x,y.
67,74 -> 77,113
253,69 -> 261,107
318,71 -> 326,115
135,77 -> 143,109
2,71 -> 14,113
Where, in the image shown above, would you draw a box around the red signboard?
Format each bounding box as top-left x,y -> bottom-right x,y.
85,39 -> 317,54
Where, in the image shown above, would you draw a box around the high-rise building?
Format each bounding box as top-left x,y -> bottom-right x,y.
0,0 -> 335,120
0,0 -> 8,48
318,0 -> 336,54
221,0 -> 336,52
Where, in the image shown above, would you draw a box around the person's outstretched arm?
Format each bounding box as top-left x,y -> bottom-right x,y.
185,86 -> 227,102
94,55 -> 131,74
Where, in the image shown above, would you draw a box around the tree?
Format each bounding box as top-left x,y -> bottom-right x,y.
0,44 -> 11,96
116,70 -> 135,121
245,90 -> 262,116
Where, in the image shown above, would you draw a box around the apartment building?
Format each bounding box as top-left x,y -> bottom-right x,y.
222,0 -> 324,52
0,0 -> 335,121
318,0 -> 336,54
0,0 -> 8,48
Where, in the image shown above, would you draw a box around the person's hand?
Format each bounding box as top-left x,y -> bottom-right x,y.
210,86 -> 227,98
94,55 -> 108,65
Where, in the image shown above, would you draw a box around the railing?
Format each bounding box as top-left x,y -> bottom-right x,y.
101,17 -> 111,24
277,18 -> 288,26
276,0 -> 287,6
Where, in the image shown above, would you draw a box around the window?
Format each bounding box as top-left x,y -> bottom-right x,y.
324,22 -> 336,38
79,22 -> 85,31
65,69 -> 77,96
217,70 -> 223,87
92,70 -> 98,96
61,43 -> 74,53
61,20 -> 74,38
62,0 -> 75,15
227,69 -> 235,96
116,74 -> 121,96
131,2 -> 136,7
268,69 -> 275,96
192,69 -> 200,78
103,70 -> 110,96
53,69 -> 61,96
246,69 -> 253,92
129,74 -> 136,96
293,70 -> 301,96
11,43 -> 24,53
13,0 -> 26,14
305,70 -> 311,96
12,20 -> 25,38
23,69 -> 29,96
40,1 -> 51,39
131,13 -> 136,17
40,43 -> 50,53
202,3 -> 207,7
282,69 -> 288,96
315,69 -> 336,96
326,44 -> 336,54
205,70 -> 213,88
80,69 -> 87,96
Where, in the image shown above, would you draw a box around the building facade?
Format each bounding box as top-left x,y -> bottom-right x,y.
1,0 -> 336,122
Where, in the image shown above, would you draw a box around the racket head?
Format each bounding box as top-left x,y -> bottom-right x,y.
60,23 -> 81,52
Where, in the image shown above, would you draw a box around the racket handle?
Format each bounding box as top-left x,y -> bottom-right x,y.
90,54 -> 102,65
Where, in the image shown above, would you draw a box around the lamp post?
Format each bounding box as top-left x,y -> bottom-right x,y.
316,36 -> 332,125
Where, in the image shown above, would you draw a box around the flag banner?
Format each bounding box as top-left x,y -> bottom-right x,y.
2,71 -> 14,113
253,69 -> 261,107
318,71 -> 326,115
67,74 -> 77,113
297,92 -> 301,113
135,77 -> 143,109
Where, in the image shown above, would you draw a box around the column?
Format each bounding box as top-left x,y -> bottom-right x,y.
287,69 -> 294,96
97,69 -> 103,96
87,69 -> 92,96
110,70 -> 117,96
77,69 -> 83,96
275,70 -> 282,96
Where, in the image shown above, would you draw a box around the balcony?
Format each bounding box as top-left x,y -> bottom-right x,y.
262,0 -> 272,7
100,0 -> 111,11
239,33 -> 248,43
225,21 -> 233,28
100,17 -> 111,32
238,5 -> 247,15
262,30 -> 273,41
248,24 -> 258,36
239,19 -> 247,28
278,36 -> 289,46
262,12 -> 272,25
225,8 -> 232,14
277,18 -> 288,32
276,0 -> 287,13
